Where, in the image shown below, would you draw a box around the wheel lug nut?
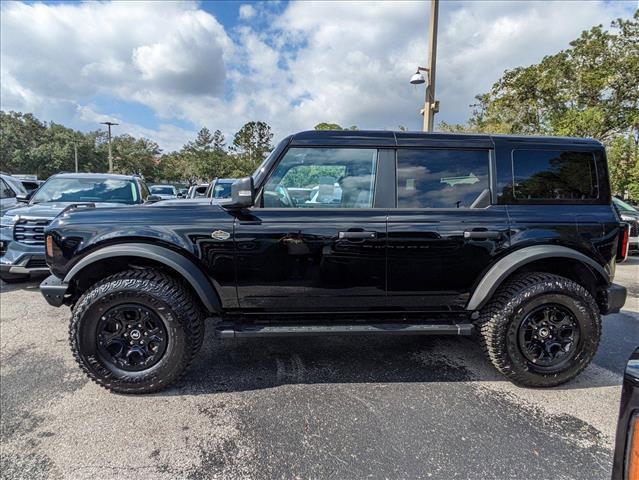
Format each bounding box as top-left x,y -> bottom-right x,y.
138,324 -> 142,328
129,341 -> 134,345
140,340 -> 144,345
144,332 -> 148,336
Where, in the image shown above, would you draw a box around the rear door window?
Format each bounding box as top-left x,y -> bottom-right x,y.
511,150 -> 598,201
396,149 -> 490,208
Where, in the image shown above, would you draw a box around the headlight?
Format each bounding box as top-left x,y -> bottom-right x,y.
0,214 -> 19,228
621,215 -> 633,222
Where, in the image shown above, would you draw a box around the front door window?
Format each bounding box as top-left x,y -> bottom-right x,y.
261,148 -> 377,208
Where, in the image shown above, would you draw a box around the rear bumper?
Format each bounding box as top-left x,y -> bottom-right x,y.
603,283 -> 627,315
40,275 -> 69,307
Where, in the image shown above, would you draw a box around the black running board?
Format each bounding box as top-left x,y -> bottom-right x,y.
216,323 -> 474,338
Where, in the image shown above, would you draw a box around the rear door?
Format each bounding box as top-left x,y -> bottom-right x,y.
386,140 -> 510,311
234,146 -> 390,312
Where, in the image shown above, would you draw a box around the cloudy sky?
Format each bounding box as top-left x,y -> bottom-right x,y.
1,0 -> 636,151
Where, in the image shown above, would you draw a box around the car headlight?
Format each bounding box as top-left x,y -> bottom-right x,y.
621,215 -> 635,223
0,214 -> 19,228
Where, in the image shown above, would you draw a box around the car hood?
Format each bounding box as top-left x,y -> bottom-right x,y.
3,202 -> 130,220
150,198 -> 213,206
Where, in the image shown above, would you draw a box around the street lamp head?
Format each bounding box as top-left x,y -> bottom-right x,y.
410,72 -> 425,85
410,70 -> 426,85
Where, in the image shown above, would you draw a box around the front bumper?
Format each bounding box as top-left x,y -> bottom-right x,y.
40,274 -> 69,307
602,283 -> 627,315
0,235 -> 50,279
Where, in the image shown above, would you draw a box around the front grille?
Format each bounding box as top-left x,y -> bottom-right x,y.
25,258 -> 48,268
630,220 -> 639,237
13,218 -> 51,245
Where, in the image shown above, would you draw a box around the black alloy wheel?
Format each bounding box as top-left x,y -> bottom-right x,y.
517,304 -> 580,369
96,304 -> 168,372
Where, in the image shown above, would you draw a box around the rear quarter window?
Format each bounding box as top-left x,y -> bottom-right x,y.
510,149 -> 598,202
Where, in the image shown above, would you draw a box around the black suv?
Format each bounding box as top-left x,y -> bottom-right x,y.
40,131 -> 629,394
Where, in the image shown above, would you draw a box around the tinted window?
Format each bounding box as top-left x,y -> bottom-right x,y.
139,181 -> 150,200
263,148 -> 377,208
397,149 -> 490,208
150,186 -> 176,195
31,178 -> 138,204
1,179 -> 16,199
512,150 -> 597,200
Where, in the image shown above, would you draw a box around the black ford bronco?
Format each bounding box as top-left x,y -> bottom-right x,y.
40,130 -> 629,394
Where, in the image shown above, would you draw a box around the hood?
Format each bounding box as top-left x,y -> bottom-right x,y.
150,198 -> 212,206
3,201 -> 130,220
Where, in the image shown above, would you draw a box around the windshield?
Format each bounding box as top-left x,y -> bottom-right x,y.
150,186 -> 175,195
614,197 -> 638,212
31,178 -> 138,204
212,182 -> 232,199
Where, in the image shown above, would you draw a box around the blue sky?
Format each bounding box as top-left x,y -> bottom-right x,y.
2,1 -> 636,151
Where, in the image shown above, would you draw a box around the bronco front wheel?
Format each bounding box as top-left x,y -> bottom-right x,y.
69,269 -> 204,394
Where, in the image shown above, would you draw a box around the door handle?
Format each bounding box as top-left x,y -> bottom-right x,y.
338,231 -> 377,240
463,230 -> 501,240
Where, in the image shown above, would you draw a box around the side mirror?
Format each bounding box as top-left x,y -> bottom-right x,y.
223,177 -> 254,209
145,195 -> 163,203
17,191 -> 34,203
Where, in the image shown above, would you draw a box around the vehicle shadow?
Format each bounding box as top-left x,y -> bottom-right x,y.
0,278 -> 43,294
164,327 -> 624,396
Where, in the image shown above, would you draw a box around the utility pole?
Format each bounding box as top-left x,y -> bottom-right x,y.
73,142 -> 78,173
100,121 -> 118,172
424,0 -> 439,132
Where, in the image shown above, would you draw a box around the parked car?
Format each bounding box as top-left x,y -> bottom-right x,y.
206,178 -> 234,199
19,179 -> 44,193
612,348 -> 639,480
0,173 -> 28,215
1,173 -> 150,283
614,197 -> 639,253
178,188 -> 189,198
40,130 -> 628,394
149,184 -> 178,200
186,183 -> 209,199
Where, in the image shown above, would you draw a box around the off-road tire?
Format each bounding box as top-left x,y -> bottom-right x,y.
476,272 -> 601,387
70,269 -> 204,394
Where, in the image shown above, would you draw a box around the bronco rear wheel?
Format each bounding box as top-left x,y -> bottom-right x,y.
476,272 -> 601,388
69,269 -> 204,394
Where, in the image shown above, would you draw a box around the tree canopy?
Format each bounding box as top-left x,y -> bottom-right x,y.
441,11 -> 639,199
0,113 -> 277,184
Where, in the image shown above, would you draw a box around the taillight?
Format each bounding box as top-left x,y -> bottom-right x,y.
628,413 -> 639,480
618,224 -> 630,263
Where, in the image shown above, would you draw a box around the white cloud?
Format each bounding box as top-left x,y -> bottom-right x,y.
239,4 -> 256,20
1,0 -> 636,152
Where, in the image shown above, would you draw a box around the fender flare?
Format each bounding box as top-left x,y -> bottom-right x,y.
64,243 -> 221,313
466,245 -> 609,311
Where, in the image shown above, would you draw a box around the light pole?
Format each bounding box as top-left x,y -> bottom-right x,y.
100,121 -> 118,172
410,0 -> 439,132
73,141 -> 78,173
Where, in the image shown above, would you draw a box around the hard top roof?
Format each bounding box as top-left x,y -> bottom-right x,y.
289,130 -> 602,148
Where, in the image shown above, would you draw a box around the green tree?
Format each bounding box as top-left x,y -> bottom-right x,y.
443,11 -> 639,197
232,121 -> 273,173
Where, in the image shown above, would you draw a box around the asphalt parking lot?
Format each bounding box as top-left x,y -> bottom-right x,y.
1,259 -> 638,480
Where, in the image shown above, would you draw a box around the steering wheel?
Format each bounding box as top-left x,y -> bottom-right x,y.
276,185 -> 294,207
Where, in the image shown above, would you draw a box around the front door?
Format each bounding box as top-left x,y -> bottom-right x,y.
235,147 -> 387,312
387,147 -> 510,311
